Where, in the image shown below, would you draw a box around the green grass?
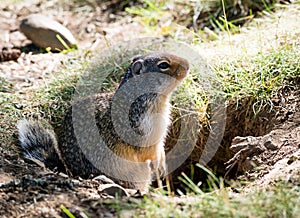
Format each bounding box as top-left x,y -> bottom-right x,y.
171,37 -> 300,121
113,164 -> 300,217
0,52 -> 87,148
215,44 -> 300,113
125,0 -> 282,40
131,182 -> 300,218
60,205 -> 76,218
95,168 -> 299,218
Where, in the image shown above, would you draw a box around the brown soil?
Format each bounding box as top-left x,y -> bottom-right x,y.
166,85 -> 300,190
0,1 -> 299,217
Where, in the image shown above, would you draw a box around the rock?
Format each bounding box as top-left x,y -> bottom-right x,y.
226,126 -> 300,177
0,47 -> 21,62
20,14 -> 77,51
0,173 -> 14,185
92,175 -> 115,184
99,183 -> 129,197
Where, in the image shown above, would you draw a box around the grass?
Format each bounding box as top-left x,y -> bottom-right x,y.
60,205 -> 76,218
0,51 -> 86,149
215,44 -> 300,113
125,0 -> 283,40
97,165 -> 300,217
132,182 -> 300,217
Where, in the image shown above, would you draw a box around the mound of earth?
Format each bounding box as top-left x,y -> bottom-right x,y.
166,85 -> 300,191
227,87 -> 300,186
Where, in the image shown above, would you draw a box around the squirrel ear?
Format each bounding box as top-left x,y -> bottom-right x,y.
131,60 -> 144,75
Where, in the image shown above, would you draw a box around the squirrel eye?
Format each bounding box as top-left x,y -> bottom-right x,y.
158,61 -> 170,70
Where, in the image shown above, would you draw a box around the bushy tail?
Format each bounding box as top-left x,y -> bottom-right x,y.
17,120 -> 64,171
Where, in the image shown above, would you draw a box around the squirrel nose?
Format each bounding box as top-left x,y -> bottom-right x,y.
182,60 -> 189,71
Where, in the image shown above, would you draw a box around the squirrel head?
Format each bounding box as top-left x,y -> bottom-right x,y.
119,52 -> 189,89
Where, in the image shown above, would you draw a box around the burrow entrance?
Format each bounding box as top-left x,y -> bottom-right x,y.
165,85 -> 299,192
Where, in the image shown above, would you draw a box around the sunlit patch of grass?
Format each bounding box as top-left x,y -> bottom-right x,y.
94,165 -> 299,217
170,40 -> 300,124
24,56 -> 88,127
125,0 -> 198,40
126,0 -> 169,26
215,44 -> 300,113
133,182 -> 300,217
0,53 -> 87,149
173,66 -> 209,116
125,0 -> 284,41
127,165 -> 300,217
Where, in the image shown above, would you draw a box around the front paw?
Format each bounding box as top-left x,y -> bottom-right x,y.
150,159 -> 167,177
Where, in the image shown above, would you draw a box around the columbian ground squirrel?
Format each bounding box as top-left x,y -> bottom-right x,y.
18,52 -> 189,192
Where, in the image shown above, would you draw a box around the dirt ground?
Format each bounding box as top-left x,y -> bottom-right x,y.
0,0 -> 299,217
